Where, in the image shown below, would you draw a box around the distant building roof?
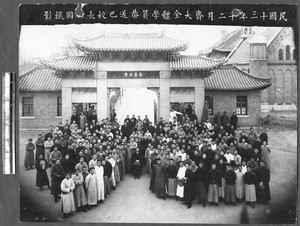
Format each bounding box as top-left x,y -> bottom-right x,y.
170,56 -> 224,71
40,56 -> 95,71
205,66 -> 271,91
72,33 -> 189,52
205,27 -> 283,64
19,66 -> 61,92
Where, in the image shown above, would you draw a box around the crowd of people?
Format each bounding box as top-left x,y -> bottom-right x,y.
23,109 -> 271,219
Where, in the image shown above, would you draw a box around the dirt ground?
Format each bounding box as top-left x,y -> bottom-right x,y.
19,117 -> 297,223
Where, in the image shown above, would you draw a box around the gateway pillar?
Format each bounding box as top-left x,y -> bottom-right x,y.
159,71 -> 170,121
62,87 -> 72,123
96,71 -> 108,121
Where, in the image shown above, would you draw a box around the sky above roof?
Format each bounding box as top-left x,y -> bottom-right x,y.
19,24 -> 239,62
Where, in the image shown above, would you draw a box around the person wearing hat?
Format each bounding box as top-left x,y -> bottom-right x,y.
255,161 -> 271,204
24,138 -> 35,171
243,166 -> 257,209
154,158 -> 167,200
224,164 -> 237,206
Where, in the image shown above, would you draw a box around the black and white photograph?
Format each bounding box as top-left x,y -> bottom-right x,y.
16,4 -> 297,224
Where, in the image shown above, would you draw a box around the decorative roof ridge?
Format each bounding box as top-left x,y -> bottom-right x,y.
232,65 -> 272,82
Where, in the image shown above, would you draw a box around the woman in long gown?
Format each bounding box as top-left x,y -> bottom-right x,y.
35,154 -> 50,190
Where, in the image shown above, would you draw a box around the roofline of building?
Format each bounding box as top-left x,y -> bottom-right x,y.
232,65 -> 272,82
266,27 -> 284,46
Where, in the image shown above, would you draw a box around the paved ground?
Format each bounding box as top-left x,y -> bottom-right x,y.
19,129 -> 297,223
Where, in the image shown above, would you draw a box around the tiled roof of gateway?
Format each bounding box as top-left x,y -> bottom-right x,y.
19,66 -> 61,92
205,66 -> 271,91
40,56 -> 95,71
170,56 -> 224,70
72,33 -> 189,52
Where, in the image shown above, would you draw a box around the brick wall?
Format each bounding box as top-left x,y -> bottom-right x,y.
19,91 -> 62,129
205,90 -> 261,127
267,27 -> 297,105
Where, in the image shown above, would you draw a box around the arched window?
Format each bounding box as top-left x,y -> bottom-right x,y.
278,49 -> 284,60
293,49 -> 296,60
286,45 -> 291,60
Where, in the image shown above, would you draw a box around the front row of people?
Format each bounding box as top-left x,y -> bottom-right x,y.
36,154 -> 119,219
150,156 -> 270,209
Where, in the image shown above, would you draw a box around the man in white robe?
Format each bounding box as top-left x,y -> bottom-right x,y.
108,153 -> 116,189
235,165 -> 245,201
176,161 -> 186,201
60,173 -> 76,218
85,167 -> 98,207
95,160 -> 105,203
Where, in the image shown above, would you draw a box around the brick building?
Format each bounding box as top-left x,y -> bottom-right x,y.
205,26 -> 297,111
19,32 -> 271,130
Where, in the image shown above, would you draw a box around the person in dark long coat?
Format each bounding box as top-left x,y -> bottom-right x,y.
35,154 -> 50,190
24,138 -> 35,170
255,161 -> 271,204
259,129 -> 268,145
230,112 -> 238,129
207,164 -> 222,206
35,134 -> 45,164
154,158 -> 167,200
196,161 -> 208,207
183,164 -> 197,209
131,148 -> 143,179
149,153 -> 158,192
166,158 -> 178,197
51,159 -> 65,203
244,166 -> 257,209
224,165 -> 237,205
61,154 -> 75,174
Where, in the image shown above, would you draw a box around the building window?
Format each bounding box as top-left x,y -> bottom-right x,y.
293,49 -> 296,60
236,96 -> 248,115
286,45 -> 291,60
57,97 -> 62,116
278,49 -> 284,60
170,87 -> 195,94
22,97 -> 34,116
205,96 -> 213,115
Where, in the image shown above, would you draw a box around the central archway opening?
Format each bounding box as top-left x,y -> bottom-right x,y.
109,87 -> 158,124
